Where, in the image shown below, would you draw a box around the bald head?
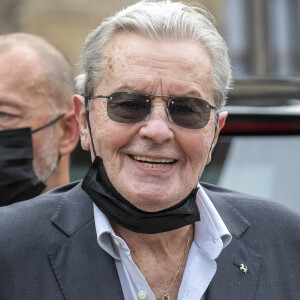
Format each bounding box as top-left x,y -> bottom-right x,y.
0,33 -> 79,196
0,33 -> 75,112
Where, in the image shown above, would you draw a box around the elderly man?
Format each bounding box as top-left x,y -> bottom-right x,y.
0,33 -> 79,206
0,1 -> 299,299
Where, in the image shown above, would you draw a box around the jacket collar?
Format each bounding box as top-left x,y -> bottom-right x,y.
49,182 -> 124,300
49,181 -> 261,300
50,182 -> 94,236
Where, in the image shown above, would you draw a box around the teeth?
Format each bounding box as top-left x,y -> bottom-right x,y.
143,163 -> 168,168
132,155 -> 175,164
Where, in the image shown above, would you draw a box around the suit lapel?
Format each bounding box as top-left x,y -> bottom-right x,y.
48,182 -> 262,299
48,183 -> 124,300
206,238 -> 262,300
204,187 -> 262,300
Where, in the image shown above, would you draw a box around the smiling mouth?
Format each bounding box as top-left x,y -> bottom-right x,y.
131,155 -> 176,168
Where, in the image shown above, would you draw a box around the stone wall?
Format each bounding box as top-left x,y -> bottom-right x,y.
0,0 -> 224,74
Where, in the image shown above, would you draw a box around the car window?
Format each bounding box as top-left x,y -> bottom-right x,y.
202,135 -> 300,213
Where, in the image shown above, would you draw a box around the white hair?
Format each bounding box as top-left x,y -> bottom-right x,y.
76,0 -> 232,109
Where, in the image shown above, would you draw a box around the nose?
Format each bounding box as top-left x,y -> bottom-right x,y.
139,102 -> 174,143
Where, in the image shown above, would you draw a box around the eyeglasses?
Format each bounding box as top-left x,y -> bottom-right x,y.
87,91 -> 216,129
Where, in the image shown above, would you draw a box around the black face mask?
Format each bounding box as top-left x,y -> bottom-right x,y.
82,156 -> 200,234
0,114 -> 64,207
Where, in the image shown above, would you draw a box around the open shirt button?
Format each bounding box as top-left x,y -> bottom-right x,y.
138,290 -> 147,299
113,238 -> 121,247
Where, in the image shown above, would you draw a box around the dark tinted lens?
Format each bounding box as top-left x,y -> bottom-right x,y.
169,97 -> 212,129
107,92 -> 151,123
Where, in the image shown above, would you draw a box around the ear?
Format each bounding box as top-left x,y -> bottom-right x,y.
58,110 -> 80,156
206,111 -> 228,165
73,94 -> 90,151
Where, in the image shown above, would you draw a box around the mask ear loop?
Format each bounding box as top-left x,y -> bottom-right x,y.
208,112 -> 219,155
85,97 -> 97,158
197,112 -> 219,186
31,114 -> 65,134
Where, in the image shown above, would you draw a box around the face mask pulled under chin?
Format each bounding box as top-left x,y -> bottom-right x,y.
0,127 -> 46,206
82,104 -> 200,233
82,156 -> 200,234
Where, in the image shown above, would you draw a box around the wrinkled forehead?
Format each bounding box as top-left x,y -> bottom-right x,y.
105,32 -> 211,67
98,33 -> 214,98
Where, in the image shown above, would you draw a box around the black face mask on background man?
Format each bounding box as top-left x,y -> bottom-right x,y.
0,115 -> 63,207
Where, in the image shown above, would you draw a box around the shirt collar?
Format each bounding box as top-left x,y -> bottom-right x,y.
93,204 -> 121,259
194,183 -> 232,259
93,184 -> 232,260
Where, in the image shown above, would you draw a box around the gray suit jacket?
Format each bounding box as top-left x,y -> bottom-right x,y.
1,181 -> 300,300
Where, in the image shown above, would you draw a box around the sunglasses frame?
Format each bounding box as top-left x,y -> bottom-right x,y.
86,91 -> 216,129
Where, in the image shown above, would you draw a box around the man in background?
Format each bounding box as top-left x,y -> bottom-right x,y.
0,33 -> 79,206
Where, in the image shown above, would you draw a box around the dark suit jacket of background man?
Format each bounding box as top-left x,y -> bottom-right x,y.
0,181 -> 299,300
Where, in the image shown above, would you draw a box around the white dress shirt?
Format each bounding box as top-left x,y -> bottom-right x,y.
93,184 -> 232,300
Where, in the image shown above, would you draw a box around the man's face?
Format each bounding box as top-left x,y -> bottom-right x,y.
80,33 -> 226,212
0,47 -> 59,181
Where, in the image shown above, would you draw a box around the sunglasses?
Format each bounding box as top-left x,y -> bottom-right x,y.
86,91 -> 216,129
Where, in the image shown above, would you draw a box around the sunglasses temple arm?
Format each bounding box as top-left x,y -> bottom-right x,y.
85,97 -> 97,158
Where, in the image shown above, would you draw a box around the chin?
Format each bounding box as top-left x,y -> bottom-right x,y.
130,193 -> 177,212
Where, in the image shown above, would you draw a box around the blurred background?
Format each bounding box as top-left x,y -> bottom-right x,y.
1,0 -> 300,182
1,0 -> 299,77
